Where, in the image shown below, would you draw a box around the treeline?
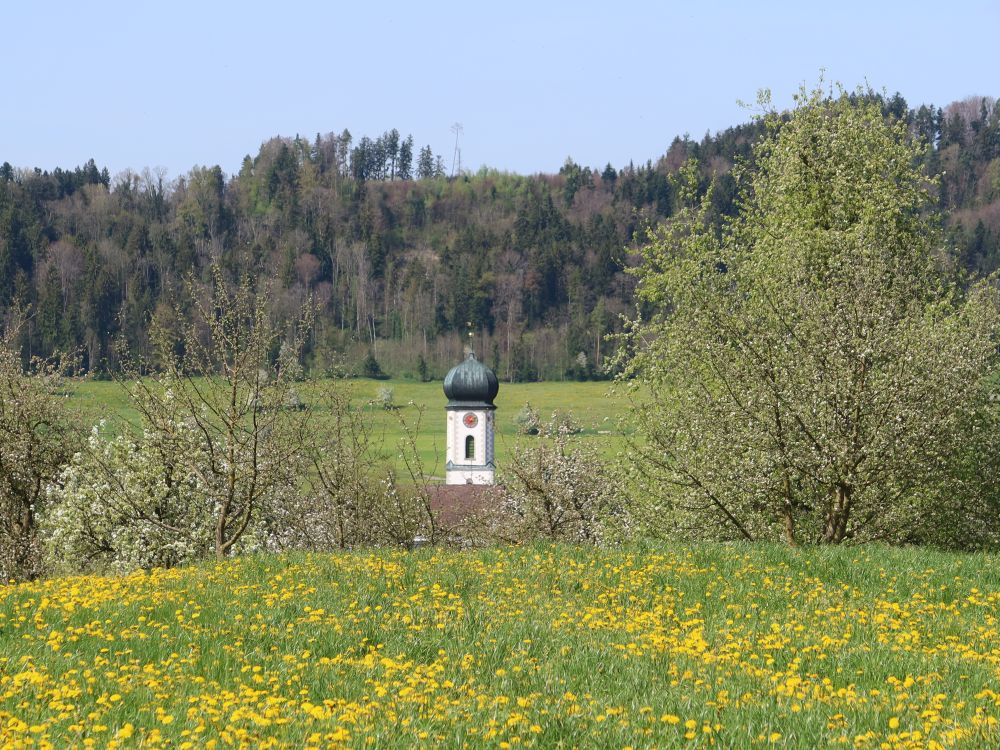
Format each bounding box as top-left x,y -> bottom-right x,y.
1,93 -> 999,380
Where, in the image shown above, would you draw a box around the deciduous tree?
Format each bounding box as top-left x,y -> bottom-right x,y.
622,83 -> 1000,548
0,326 -> 76,579
46,266 -> 313,568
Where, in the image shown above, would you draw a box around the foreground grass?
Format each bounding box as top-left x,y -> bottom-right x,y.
1,544 -> 998,749
67,378 -> 630,477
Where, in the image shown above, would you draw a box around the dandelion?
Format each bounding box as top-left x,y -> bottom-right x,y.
0,545 -> 995,749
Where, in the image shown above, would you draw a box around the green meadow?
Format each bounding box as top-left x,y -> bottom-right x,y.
1,543 -> 997,748
66,378 -> 632,478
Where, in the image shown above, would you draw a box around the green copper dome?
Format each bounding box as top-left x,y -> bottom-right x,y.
443,352 -> 499,409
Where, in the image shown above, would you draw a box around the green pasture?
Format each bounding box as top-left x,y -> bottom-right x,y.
66,378 -> 633,479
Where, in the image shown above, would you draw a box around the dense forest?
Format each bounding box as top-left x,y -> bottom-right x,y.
2,93 -> 999,381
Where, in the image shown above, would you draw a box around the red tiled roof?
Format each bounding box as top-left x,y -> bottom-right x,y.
427,484 -> 496,530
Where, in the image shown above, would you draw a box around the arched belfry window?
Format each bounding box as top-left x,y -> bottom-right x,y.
465,435 -> 475,460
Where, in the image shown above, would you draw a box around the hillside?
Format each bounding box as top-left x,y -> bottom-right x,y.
1,93 -> 998,380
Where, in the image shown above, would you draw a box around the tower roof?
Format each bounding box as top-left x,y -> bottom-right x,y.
443,352 -> 499,409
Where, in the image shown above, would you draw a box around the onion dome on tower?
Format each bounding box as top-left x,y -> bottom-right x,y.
443,352 -> 499,410
443,350 -> 499,486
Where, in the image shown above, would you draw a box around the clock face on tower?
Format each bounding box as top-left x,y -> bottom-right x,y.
463,412 -> 478,428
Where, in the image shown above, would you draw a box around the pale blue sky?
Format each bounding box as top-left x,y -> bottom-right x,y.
3,1 -> 997,180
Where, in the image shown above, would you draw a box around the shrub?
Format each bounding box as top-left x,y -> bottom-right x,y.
0,335 -> 77,581
45,420 -> 215,572
513,402 -> 540,435
491,415 -> 627,544
361,351 -> 387,379
43,267 -> 311,572
375,386 -> 395,410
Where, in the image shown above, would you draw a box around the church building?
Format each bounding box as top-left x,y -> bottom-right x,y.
443,350 -> 499,485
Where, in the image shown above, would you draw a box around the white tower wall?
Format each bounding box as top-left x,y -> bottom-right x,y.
445,409 -> 495,485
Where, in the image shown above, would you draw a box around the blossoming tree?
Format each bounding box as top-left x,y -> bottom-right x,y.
622,84 -> 1000,547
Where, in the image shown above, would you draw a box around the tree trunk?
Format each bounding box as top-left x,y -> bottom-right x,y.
778,471 -> 799,546
215,515 -> 228,559
822,483 -> 851,543
782,499 -> 798,547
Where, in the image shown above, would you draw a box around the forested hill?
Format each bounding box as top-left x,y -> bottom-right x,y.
2,94 -> 999,381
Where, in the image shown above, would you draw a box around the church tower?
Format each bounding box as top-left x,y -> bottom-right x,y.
443,349 -> 499,485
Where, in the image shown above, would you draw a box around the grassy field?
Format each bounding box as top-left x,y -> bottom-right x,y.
0,543 -> 997,748
66,378 -> 631,478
